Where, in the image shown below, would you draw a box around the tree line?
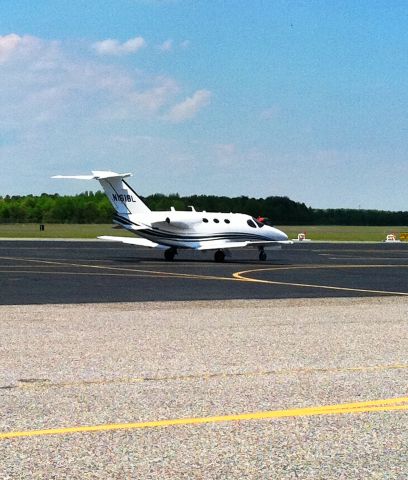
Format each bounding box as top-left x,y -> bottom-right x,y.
0,191 -> 407,226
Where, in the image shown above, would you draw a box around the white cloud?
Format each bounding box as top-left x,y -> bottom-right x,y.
158,39 -> 173,52
0,33 -> 21,62
92,37 -> 146,55
0,33 -> 187,130
0,33 -> 212,195
158,39 -> 191,52
166,89 -> 211,123
0,33 -> 44,63
128,76 -> 180,113
0,32 -> 212,154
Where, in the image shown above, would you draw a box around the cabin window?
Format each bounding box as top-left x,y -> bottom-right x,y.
247,219 -> 256,228
214,218 -> 220,223
224,219 -> 230,224
203,218 -> 208,223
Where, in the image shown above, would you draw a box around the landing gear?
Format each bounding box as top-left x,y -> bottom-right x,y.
214,250 -> 225,263
259,247 -> 267,261
164,247 -> 177,261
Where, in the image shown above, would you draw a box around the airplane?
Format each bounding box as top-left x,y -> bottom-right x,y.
53,170 -> 291,262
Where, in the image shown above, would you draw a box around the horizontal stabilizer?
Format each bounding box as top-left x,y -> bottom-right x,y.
52,175 -> 95,180
52,171 -> 132,180
92,171 -> 132,180
98,236 -> 166,249
53,170 -> 151,216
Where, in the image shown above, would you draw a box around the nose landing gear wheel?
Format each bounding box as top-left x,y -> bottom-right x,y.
259,248 -> 267,261
214,250 -> 225,263
164,247 -> 177,261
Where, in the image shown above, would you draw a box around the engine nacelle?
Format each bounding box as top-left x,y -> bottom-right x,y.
150,212 -> 203,229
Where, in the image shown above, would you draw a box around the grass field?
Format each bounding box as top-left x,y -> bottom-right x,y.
0,224 -> 134,239
280,225 -> 408,242
0,223 -> 407,242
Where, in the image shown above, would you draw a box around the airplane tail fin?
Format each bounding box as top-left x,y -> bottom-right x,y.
52,171 -> 151,215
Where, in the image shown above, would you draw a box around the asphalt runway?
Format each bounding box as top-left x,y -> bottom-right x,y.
0,240 -> 408,304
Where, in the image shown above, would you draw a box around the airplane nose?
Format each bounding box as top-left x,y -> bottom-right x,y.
272,227 -> 288,241
281,230 -> 289,241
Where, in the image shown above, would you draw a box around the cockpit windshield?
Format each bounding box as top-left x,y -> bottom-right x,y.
252,217 -> 265,228
256,217 -> 273,227
247,218 -> 265,228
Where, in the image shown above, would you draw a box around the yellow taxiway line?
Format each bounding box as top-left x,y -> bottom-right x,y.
0,256 -> 236,282
2,256 -> 408,296
233,265 -> 408,296
1,396 -> 407,440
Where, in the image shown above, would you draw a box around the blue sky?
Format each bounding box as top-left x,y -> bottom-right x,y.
1,0 -> 407,210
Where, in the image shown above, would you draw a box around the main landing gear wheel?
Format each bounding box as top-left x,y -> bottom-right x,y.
259,248 -> 267,261
214,250 -> 225,263
164,247 -> 177,261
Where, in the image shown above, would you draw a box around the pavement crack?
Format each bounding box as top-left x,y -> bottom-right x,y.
2,363 -> 407,391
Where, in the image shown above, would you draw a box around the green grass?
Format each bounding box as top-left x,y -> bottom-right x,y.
0,223 -> 407,242
278,225 -> 408,242
0,224 -> 134,239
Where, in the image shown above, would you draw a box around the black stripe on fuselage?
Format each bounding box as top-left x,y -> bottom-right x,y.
113,214 -> 134,226
136,229 -> 273,244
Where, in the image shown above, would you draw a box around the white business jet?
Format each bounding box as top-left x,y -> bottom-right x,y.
53,171 -> 291,262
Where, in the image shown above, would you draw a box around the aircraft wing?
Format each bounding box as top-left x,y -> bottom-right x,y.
196,239 -> 293,251
97,235 -> 167,249
247,240 -> 294,246
196,241 -> 250,251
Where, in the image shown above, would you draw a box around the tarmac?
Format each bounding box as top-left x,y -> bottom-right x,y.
0,240 -> 407,478
0,240 -> 407,303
